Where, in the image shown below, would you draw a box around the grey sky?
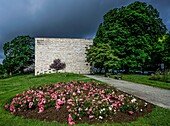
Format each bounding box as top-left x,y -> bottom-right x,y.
0,0 -> 170,63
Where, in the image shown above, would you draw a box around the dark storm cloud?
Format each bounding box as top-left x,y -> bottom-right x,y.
0,0 -> 170,63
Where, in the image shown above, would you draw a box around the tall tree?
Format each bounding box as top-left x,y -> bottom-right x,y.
3,36 -> 34,74
94,1 -> 167,72
86,43 -> 120,73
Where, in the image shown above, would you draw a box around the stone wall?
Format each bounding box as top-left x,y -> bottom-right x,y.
35,38 -> 93,75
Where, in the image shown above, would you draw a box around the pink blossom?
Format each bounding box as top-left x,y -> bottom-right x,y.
68,114 -> 73,121
79,98 -> 83,102
19,101 -> 22,105
56,104 -> 61,109
128,111 -> 134,115
29,102 -> 33,108
73,92 -> 76,96
77,90 -> 81,94
18,108 -> 21,111
10,104 -> 14,111
57,99 -> 64,105
89,115 -> 94,119
38,107 -> 44,113
98,101 -> 102,104
42,98 -> 46,104
67,106 -> 70,109
78,107 -> 82,111
4,104 -> 8,109
68,121 -> 75,125
24,100 -> 27,104
16,94 -> 19,97
111,103 -> 118,108
89,107 -> 93,112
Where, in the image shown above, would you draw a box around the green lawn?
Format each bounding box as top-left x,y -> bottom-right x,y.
116,74 -> 170,90
0,73 -> 170,126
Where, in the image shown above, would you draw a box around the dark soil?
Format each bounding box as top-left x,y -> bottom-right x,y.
15,103 -> 154,124
13,83 -> 155,125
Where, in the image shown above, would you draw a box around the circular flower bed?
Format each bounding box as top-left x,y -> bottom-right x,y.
5,81 -> 153,125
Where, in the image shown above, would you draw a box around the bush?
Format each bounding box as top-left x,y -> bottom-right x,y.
50,59 -> 66,72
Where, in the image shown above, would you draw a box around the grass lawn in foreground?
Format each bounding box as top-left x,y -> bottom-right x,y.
0,73 -> 170,126
115,74 -> 170,90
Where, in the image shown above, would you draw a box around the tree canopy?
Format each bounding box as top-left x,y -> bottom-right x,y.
86,43 -> 120,73
94,1 -> 167,72
3,36 -> 34,74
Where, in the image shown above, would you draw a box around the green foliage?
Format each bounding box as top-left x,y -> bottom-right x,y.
3,36 -> 34,74
94,1 -> 167,71
0,64 -> 5,74
162,33 -> 170,68
86,43 -> 120,72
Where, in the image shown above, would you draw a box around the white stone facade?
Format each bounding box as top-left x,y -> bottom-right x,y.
35,38 -> 93,75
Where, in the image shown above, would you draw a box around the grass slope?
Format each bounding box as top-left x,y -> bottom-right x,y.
0,73 -> 170,126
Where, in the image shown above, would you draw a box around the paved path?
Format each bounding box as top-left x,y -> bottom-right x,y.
85,75 -> 170,109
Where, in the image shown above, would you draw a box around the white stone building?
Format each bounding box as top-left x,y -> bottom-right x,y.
35,38 -> 93,75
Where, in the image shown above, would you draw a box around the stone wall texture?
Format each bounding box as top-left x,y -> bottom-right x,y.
35,38 -> 93,75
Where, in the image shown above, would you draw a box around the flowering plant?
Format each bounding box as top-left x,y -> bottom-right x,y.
5,81 -> 147,125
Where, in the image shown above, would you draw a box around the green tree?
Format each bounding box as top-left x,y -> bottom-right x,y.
86,43 -> 120,73
0,64 -> 5,74
94,1 -> 167,72
3,36 -> 34,74
162,33 -> 170,68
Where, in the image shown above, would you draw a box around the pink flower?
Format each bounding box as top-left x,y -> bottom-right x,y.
41,98 -> 46,104
18,108 -> 21,111
67,99 -> 73,104
89,107 -> 93,112
68,114 -> 73,120
98,101 -> 102,104
77,90 -> 81,94
4,104 -> 8,109
38,107 -> 44,113
67,106 -> 70,109
79,98 -> 83,102
68,121 -> 75,125
73,92 -> 76,96
111,103 -> 118,108
19,101 -> 22,105
10,104 -> 14,111
29,102 -> 33,108
89,115 -> 94,119
56,104 -> 61,109
16,94 -> 19,97
78,107 -> 82,111
57,99 -> 64,105
128,111 -> 134,115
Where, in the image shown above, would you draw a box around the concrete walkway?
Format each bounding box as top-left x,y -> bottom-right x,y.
85,75 -> 170,109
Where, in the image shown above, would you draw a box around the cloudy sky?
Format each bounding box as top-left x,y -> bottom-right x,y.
0,0 -> 170,63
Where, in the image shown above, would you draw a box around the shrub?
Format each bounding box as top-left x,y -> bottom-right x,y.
50,59 -> 66,72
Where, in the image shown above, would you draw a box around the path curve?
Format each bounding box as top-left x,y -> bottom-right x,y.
85,75 -> 170,109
